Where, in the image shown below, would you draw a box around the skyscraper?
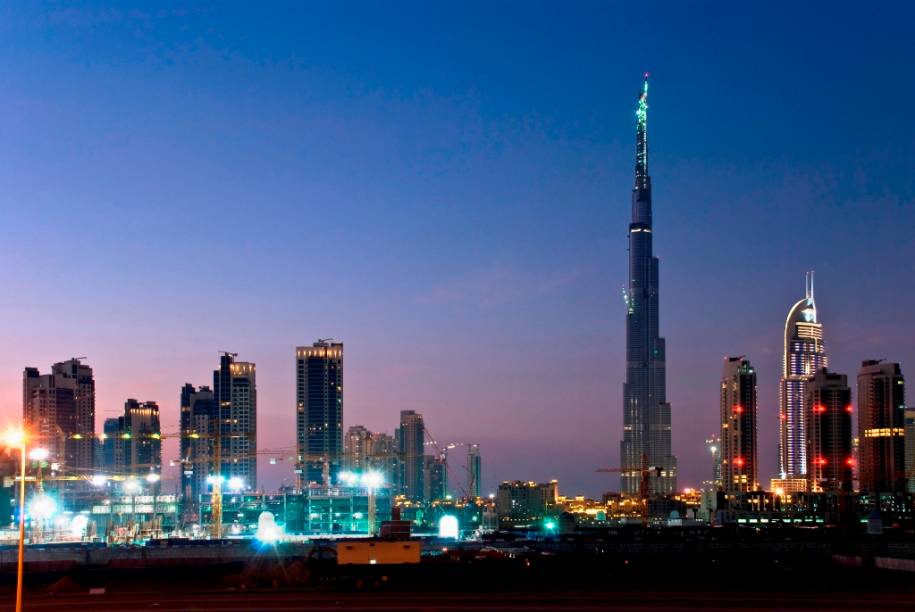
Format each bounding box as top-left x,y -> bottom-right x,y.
398,410 -> 425,500
857,360 -> 906,493
720,357 -> 758,494
467,443 -> 482,499
424,453 -> 447,501
344,425 -> 372,472
367,432 -> 398,488
806,368 -> 852,493
619,74 -> 677,496
23,358 -> 96,477
213,352 -> 257,491
179,384 -> 219,517
904,408 -> 915,494
779,273 -> 827,481
295,341 -> 343,487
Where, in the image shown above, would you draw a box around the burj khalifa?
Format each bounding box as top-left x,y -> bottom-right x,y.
619,75 -> 678,496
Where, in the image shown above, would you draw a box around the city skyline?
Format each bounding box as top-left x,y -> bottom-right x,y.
2,3 -> 914,496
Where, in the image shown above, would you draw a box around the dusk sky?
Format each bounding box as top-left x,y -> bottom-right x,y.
1,2 -> 913,496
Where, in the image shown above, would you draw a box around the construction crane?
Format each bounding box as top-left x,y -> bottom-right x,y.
596,462 -> 663,525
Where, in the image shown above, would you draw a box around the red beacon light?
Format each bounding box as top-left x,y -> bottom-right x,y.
845,405 -> 853,413
814,405 -> 826,414
733,405 -> 744,414
734,457 -> 745,467
845,457 -> 856,467
816,457 -> 828,466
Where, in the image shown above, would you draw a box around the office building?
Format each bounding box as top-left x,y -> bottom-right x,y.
398,410 -> 425,500
344,425 -> 372,472
367,432 -> 398,489
179,384 -> 219,517
213,352 -> 257,491
904,408 -> 915,494
495,480 -> 559,528
295,341 -> 343,487
619,74 -> 677,496
22,358 -> 96,477
467,443 -> 482,498
779,273 -> 828,482
720,357 -> 758,494
424,453 -> 447,501
806,368 -> 852,493
857,360 -> 906,493
101,400 -> 162,480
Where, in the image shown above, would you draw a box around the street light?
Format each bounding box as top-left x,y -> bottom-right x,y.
2,427 -> 27,612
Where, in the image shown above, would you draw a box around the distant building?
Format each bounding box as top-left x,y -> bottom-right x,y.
295,341 -> 343,487
344,425 -> 372,472
179,384 -> 219,516
100,400 -> 162,482
213,353 -> 257,491
398,411 -> 425,500
904,408 -> 915,494
367,432 -> 398,489
857,360 -> 906,493
467,443 -> 482,498
720,357 -> 758,494
806,368 -> 852,493
779,273 -> 827,481
495,480 -> 559,528
22,358 -> 96,478
424,453 -> 447,501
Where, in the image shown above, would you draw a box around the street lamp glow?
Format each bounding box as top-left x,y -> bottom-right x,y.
360,471 -> 384,489
90,475 -> 108,487
28,448 -> 49,462
227,476 -> 244,491
124,479 -> 141,494
206,474 -> 225,485
338,471 -> 358,486
1,428 -> 25,448
29,494 -> 57,520
145,473 -> 161,484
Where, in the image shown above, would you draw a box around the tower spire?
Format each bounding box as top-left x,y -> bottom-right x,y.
635,72 -> 650,191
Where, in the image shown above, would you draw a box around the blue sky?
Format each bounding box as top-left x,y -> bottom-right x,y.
1,1 -> 913,495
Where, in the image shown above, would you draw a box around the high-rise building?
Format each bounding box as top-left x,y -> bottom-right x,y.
857,360 -> 906,493
101,417 -> 124,473
619,74 -> 677,496
806,368 -> 852,493
22,358 -> 96,477
424,453 -> 447,501
467,443 -> 482,499
122,399 -> 162,476
495,480 -> 559,528
295,341 -> 343,487
720,357 -> 758,494
213,352 -> 257,491
367,432 -> 398,489
398,410 -> 425,500
779,273 -> 827,481
344,425 -> 372,472
904,408 -> 915,494
179,384 -> 219,516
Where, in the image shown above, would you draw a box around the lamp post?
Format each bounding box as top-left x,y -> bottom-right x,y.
3,428 -> 27,612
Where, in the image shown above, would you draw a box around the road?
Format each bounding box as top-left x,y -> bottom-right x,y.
10,589 -> 915,611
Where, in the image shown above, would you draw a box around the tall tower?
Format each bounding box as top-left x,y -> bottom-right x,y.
213,352 -> 257,491
857,360 -> 906,493
806,368 -> 853,493
398,410 -> 425,500
778,273 -> 827,481
720,357 -> 758,494
467,443 -> 482,499
620,74 -> 677,496
295,341 -> 344,488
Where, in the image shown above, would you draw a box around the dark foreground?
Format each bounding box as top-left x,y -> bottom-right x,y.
10,588 -> 915,611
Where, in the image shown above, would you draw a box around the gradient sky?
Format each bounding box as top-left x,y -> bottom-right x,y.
1,1 -> 913,496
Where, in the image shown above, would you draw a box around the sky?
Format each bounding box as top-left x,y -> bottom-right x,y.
1,1 -> 913,496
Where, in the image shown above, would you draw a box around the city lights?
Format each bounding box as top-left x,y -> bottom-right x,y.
227,476 -> 245,492
29,494 -> 57,521
28,447 -> 49,462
